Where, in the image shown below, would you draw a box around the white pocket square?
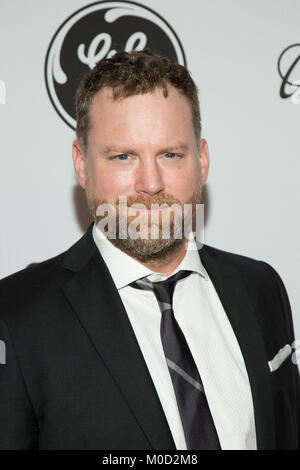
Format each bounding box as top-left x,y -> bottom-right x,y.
268,344 -> 292,372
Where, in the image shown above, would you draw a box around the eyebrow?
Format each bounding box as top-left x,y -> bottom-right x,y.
101,143 -> 190,156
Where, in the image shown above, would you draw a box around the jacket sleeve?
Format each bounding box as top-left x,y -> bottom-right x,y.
0,315 -> 39,449
261,261 -> 300,449
274,267 -> 300,450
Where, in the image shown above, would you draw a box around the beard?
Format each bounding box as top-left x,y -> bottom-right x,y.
86,183 -> 202,262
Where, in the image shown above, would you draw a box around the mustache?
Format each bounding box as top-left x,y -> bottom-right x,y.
122,194 -> 182,210
89,186 -> 202,219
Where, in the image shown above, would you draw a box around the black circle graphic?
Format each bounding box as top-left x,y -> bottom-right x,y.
45,1 -> 186,130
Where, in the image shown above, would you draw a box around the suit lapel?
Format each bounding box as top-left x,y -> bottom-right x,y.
200,246 -> 276,449
61,225 -> 176,450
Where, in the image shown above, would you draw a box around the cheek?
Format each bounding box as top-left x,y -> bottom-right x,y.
165,165 -> 200,197
88,163 -> 134,199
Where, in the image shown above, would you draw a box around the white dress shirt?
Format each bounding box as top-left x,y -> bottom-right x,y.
92,223 -> 257,450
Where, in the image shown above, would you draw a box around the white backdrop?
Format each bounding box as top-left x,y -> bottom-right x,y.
0,0 -> 299,341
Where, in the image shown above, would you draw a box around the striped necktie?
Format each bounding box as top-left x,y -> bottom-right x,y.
129,269 -> 221,450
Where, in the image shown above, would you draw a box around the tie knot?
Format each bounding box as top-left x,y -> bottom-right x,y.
129,269 -> 191,307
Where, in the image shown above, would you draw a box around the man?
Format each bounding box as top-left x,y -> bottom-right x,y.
0,50 -> 299,450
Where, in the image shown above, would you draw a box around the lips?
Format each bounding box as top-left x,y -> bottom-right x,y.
128,205 -> 169,214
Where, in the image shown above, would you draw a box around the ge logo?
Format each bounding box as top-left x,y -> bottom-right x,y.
78,31 -> 147,69
45,1 -> 186,130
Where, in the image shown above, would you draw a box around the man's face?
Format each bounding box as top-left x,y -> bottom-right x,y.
73,85 -> 209,261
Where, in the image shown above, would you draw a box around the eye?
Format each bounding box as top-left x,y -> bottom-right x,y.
112,154 -> 130,161
164,153 -> 183,159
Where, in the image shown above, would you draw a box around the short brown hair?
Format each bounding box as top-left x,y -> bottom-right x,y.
75,50 -> 201,151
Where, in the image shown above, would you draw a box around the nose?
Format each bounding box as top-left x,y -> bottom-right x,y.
134,157 -> 165,196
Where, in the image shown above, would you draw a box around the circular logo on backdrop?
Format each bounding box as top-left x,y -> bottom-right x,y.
44,1 -> 186,130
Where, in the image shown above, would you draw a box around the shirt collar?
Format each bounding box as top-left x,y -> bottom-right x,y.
92,222 -> 208,289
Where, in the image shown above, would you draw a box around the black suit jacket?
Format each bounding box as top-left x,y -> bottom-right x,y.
0,223 -> 299,449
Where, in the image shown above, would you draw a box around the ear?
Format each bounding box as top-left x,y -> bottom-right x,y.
72,140 -> 87,189
199,138 -> 210,184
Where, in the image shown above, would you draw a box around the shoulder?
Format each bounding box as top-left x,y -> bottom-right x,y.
0,224 -> 96,326
0,251 -> 70,325
201,243 -> 283,286
201,243 -> 294,334
0,224 -> 95,298
0,251 -> 67,295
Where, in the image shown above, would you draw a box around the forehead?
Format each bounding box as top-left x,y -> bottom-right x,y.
88,86 -> 195,147
90,85 -> 193,124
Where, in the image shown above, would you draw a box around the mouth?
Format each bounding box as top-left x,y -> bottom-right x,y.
128,205 -> 169,214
